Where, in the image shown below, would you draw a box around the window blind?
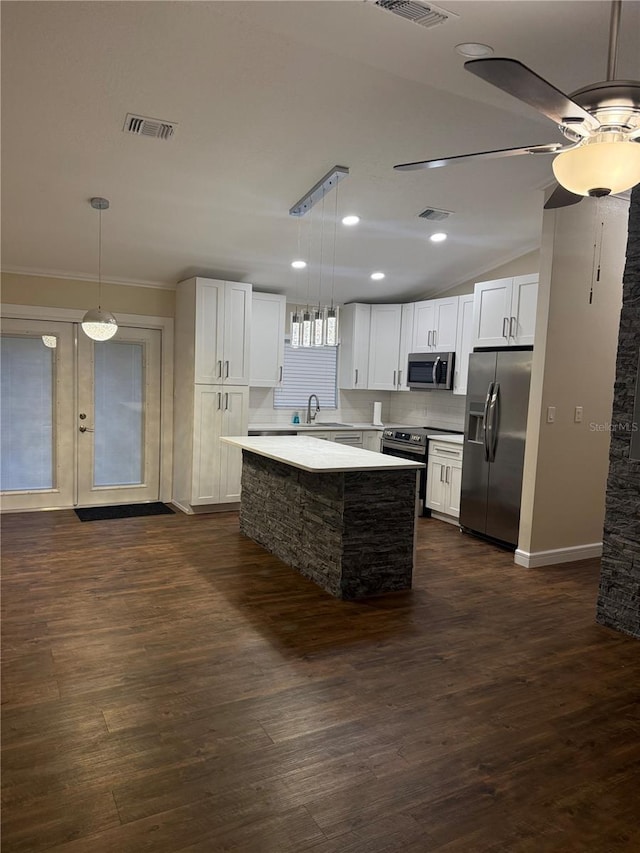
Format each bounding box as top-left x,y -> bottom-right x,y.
273,343 -> 338,409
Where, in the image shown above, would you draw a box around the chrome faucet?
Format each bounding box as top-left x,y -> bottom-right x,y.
306,394 -> 320,424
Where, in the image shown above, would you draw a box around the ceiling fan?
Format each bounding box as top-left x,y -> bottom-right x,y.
394,0 -> 640,209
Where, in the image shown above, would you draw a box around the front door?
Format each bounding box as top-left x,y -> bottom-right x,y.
1,318 -> 162,510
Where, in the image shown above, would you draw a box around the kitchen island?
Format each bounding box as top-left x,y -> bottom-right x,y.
221,435 -> 424,600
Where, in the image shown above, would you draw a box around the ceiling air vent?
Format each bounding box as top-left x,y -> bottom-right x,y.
419,207 -> 453,221
123,113 -> 177,140
372,0 -> 458,29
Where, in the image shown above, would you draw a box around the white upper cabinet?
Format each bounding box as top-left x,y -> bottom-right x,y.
368,304 -> 403,391
178,277 -> 251,385
250,292 -> 286,387
472,274 -> 538,348
411,296 -> 459,352
453,294 -> 474,396
397,303 -> 415,391
338,303 -> 371,389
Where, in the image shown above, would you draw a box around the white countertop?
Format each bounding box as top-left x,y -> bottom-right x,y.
221,435 -> 425,473
428,434 -> 464,444
248,422 -> 398,432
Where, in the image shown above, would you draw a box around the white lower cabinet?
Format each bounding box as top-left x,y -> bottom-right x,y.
363,430 -> 383,452
426,440 -> 463,522
191,385 -> 249,505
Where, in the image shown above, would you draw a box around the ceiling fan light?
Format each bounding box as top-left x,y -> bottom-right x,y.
552,139 -> 640,197
81,308 -> 118,341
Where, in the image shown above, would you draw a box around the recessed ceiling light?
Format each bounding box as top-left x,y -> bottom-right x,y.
342,215 -> 360,226
291,260 -> 307,269
430,232 -> 448,243
455,43 -> 494,58
370,272 -> 385,281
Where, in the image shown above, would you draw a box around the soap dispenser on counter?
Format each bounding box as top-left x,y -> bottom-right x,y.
292,412 -> 300,424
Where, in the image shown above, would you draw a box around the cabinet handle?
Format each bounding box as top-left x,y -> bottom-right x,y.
225,360 -> 230,378
217,392 -> 222,410
397,369 -> 402,385
224,393 -> 229,410
446,466 -> 450,484
509,316 -> 516,338
427,330 -> 432,347
279,365 -> 283,382
355,368 -> 358,386
433,329 -> 437,347
217,359 -> 223,378
502,317 -> 509,338
440,466 -> 444,483
393,370 -> 397,386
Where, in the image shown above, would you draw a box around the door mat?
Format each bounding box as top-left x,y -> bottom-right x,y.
75,502 -> 175,522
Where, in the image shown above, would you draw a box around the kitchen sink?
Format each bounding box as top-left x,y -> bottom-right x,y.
306,422 -> 352,428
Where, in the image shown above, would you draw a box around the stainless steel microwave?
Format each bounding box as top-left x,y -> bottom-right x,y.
407,352 -> 455,390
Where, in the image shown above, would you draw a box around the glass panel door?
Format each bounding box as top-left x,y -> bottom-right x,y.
76,327 -> 161,506
0,319 -> 74,510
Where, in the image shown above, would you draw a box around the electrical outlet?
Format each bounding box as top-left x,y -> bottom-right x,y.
574,406 -> 583,423
547,406 -> 556,424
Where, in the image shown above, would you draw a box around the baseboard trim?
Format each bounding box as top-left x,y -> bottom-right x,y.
171,500 -> 240,516
514,542 -> 603,568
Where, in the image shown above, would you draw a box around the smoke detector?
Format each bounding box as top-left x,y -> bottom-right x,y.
123,113 -> 177,140
370,1 -> 458,29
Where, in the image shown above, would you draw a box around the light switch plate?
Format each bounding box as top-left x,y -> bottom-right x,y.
547,406 -> 556,424
574,406 -> 583,423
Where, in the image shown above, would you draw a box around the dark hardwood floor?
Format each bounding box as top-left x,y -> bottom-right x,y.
1,508 -> 639,852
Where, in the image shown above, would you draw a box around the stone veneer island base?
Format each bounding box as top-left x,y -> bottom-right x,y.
221,436 -> 424,600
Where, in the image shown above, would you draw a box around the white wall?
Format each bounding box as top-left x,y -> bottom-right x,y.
433,250 -> 540,298
517,195 -> 628,566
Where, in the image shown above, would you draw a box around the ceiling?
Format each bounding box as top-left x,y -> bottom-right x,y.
2,1 -> 639,304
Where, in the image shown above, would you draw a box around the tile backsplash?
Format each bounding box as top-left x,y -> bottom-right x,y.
249,387 -> 465,429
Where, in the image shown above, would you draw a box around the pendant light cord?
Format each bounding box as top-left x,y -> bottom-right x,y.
98,206 -> 102,310
330,177 -> 339,310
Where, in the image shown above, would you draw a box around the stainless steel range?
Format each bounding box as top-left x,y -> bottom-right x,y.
381,426 -> 463,516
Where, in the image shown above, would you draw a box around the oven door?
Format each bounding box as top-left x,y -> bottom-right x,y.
381,442 -> 427,515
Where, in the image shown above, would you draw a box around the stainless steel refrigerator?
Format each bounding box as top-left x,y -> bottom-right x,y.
460,349 -> 532,547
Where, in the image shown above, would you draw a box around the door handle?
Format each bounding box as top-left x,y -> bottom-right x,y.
483,382 -> 494,462
432,356 -> 441,386
488,383 -> 500,463
225,360 -> 230,378
79,425 -> 94,433
509,316 -> 517,338
393,370 -> 397,386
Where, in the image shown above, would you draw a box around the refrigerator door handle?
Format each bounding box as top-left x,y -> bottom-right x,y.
432,356 -> 441,386
488,383 -> 500,462
482,382 -> 494,461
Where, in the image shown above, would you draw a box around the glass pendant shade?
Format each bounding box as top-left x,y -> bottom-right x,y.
324,306 -> 339,347
81,308 -> 119,341
552,138 -> 640,197
312,307 -> 324,347
301,311 -> 312,347
41,335 -> 57,348
290,310 -> 301,348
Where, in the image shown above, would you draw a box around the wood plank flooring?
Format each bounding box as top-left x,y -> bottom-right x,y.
1,508 -> 639,852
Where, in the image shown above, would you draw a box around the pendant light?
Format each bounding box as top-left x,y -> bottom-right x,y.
324,173 -> 340,347
81,197 -> 118,341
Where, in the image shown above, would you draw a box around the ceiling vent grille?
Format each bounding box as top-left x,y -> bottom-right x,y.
419,207 -> 453,221
123,113 -> 177,140
372,1 -> 458,29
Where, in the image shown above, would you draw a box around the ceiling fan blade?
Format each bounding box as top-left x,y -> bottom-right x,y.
544,184 -> 583,210
465,58 -> 600,131
394,143 -> 563,171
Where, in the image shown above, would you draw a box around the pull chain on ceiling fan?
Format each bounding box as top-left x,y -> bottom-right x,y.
394,0 -> 640,209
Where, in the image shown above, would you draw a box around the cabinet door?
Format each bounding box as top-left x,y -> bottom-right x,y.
192,386 -> 223,504
397,303 -> 414,391
445,462 -> 462,517
411,300 -> 435,352
250,293 -> 285,387
453,294 -> 474,396
195,280 -> 225,384
472,278 -> 513,348
433,297 -> 459,351
426,458 -> 447,512
362,430 -> 383,452
223,281 -> 251,385
509,274 -> 538,346
368,305 -> 402,390
338,304 -> 371,389
219,387 -> 249,502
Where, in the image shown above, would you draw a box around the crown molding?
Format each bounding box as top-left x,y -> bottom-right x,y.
0,266 -> 175,291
